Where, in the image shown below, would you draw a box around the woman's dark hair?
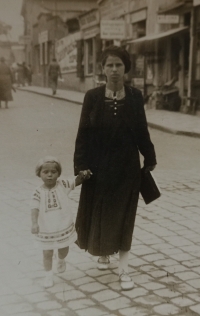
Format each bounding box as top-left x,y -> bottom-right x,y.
101,46 -> 131,74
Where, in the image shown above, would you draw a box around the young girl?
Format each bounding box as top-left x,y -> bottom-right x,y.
30,156 -> 91,288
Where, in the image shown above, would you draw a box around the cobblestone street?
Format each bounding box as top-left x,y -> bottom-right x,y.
0,91 -> 200,316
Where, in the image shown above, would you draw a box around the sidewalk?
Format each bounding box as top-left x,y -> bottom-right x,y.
18,86 -> 200,138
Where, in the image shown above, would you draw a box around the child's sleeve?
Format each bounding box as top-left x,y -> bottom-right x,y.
61,176 -> 76,194
30,188 -> 40,210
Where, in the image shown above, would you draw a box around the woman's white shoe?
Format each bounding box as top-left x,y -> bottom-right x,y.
119,270 -> 134,290
97,256 -> 110,270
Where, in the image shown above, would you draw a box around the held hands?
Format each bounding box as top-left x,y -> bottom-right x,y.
31,223 -> 39,234
144,165 -> 156,173
79,169 -> 93,181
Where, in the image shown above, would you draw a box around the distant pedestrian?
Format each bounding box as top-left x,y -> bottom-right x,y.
0,57 -> 14,109
17,63 -> 25,87
48,58 -> 62,95
27,64 -> 32,86
30,156 -> 91,288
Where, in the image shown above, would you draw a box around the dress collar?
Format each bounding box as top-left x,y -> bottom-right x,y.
105,86 -> 125,100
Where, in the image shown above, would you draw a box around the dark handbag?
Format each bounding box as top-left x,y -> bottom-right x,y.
140,168 -> 161,204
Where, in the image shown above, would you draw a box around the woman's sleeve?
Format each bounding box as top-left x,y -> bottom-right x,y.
74,91 -> 93,175
135,90 -> 157,168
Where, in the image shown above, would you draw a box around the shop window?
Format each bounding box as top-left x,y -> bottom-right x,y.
85,38 -> 94,75
77,40 -> 84,78
132,21 -> 146,39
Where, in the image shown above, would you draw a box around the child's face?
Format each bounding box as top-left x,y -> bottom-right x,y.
40,163 -> 59,188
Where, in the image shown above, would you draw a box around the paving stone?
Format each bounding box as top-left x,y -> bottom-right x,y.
101,296 -> 132,311
122,287 -> 148,299
129,258 -> 147,267
154,259 -> 178,267
60,269 -> 86,281
131,246 -> 156,256
24,292 -> 50,303
119,306 -> 150,316
175,271 -> 200,281
171,296 -> 195,307
47,311 -> 72,316
176,282 -> 198,294
75,307 -> 108,316
0,294 -> 23,306
183,259 -> 200,268
1,302 -> 33,314
142,282 -> 166,290
97,273 -> 119,284
13,284 -> 43,295
79,282 -> 107,292
186,278 -> 200,289
86,269 -> 111,277
67,298 -> 95,310
55,289 -> 85,302
188,292 -> 200,302
46,282 -> 73,293
148,270 -> 167,278
92,289 -> 120,302
132,274 -> 153,284
169,253 -> 196,261
189,304 -> 200,314
107,281 -> 121,291
13,313 -> 42,316
162,264 -> 188,273
159,276 -> 180,284
142,253 -> 166,262
134,294 -> 165,306
154,288 -> 180,298
153,303 -> 180,315
72,276 -> 95,286
37,300 -> 62,310
140,265 -> 158,273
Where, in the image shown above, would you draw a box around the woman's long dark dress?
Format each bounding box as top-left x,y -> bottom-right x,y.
74,85 -> 156,256
0,63 -> 13,101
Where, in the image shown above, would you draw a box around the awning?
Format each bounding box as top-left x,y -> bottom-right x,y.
158,1 -> 185,14
128,26 -> 188,43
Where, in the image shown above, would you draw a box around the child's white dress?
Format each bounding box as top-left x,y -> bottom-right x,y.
30,178 -> 77,250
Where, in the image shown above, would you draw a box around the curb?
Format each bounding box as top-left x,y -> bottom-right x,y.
148,122 -> 200,139
17,88 -> 82,105
18,88 -> 200,139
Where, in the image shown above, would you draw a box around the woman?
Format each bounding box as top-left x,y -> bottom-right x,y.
48,58 -> 62,95
74,46 -> 157,290
0,57 -> 14,108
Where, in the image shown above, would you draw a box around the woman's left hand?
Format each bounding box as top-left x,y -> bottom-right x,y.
144,165 -> 156,173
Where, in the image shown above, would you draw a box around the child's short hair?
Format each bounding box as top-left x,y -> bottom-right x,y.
35,156 -> 62,177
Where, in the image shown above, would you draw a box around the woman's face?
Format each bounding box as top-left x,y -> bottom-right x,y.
103,55 -> 125,83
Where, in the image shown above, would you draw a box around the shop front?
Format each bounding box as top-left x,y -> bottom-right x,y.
77,9 -> 101,91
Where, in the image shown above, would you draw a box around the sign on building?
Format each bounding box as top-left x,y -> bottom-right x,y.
100,20 -> 126,40
157,15 -> 179,24
55,32 -> 81,74
38,31 -> 48,44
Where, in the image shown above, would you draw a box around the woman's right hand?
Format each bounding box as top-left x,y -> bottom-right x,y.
31,223 -> 39,234
79,169 -> 93,180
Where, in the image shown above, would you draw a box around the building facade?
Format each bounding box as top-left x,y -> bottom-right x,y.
21,0 -> 200,114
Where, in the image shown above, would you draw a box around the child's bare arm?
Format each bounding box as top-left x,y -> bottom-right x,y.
31,208 -> 39,234
75,169 -> 93,186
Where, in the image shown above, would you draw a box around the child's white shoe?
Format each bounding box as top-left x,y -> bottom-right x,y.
57,259 -> 66,273
44,271 -> 53,288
